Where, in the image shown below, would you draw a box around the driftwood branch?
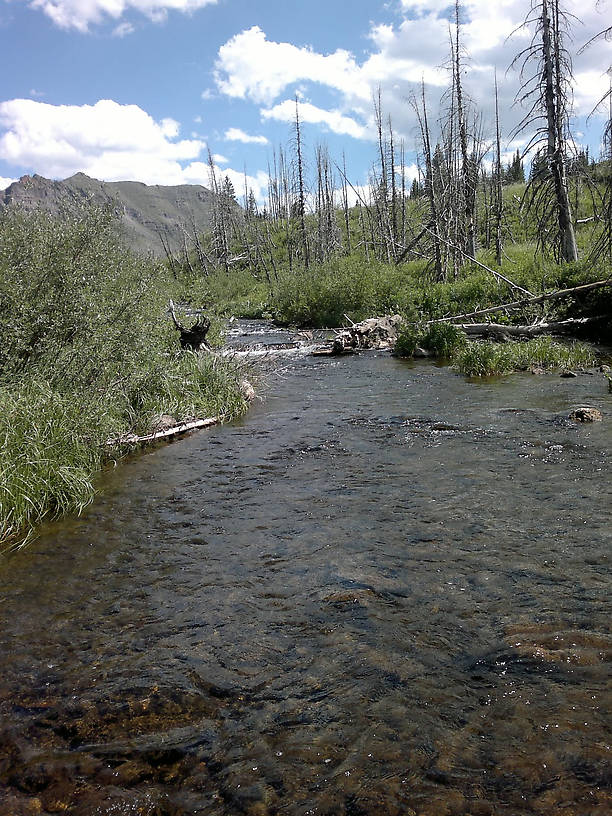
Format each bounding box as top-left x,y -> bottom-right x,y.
430,279 -> 612,324
106,380 -> 255,447
107,416 -> 220,447
456,316 -> 604,337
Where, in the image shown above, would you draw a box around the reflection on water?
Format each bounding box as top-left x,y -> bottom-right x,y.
0,322 -> 610,815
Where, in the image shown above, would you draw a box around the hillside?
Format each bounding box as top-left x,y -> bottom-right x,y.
0,172 -> 217,256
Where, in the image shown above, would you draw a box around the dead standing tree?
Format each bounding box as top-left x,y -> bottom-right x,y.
294,96 -> 310,270
512,0 -> 579,262
453,0 -> 478,259
580,24 -> 612,261
410,81 -> 444,280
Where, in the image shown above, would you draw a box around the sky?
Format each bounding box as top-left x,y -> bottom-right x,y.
0,0 -> 611,203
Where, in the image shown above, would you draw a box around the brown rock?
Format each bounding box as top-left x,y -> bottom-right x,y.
569,406 -> 603,422
150,414 -> 178,433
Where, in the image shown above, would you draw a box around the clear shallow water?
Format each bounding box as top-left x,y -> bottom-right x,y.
1,322 -> 611,815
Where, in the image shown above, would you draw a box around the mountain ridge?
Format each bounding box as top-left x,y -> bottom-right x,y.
0,172 -> 217,257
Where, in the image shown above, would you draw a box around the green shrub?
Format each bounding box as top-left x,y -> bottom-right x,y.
394,323 -> 422,357
0,206 -> 248,548
421,322 -> 467,357
453,337 -> 596,376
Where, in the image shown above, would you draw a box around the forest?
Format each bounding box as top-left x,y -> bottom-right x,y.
165,1 -> 611,335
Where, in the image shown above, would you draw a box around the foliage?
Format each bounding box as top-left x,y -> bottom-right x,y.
0,206 -> 248,548
394,322 -> 423,357
453,337 -> 596,376
395,321 -> 467,358
270,258 -> 412,327
421,322 -> 467,357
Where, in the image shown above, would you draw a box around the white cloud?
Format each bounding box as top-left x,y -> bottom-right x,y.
0,99 -> 205,185
29,0 -> 217,32
112,21 -> 134,36
0,97 -> 271,204
214,3 -> 612,150
261,100 -> 367,140
224,126 -> 269,145
214,26 -> 366,105
0,176 -> 17,190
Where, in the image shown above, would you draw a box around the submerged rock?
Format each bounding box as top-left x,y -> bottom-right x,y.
569,407 -> 603,422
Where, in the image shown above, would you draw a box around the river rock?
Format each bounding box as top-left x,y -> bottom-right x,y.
240,380 -> 256,401
569,407 -> 603,422
560,370 -> 578,378
150,414 -> 178,432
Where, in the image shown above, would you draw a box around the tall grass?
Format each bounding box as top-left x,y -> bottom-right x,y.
0,206 -> 248,549
453,337 -> 596,376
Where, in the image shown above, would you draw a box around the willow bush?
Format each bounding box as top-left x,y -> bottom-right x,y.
0,205 -> 248,549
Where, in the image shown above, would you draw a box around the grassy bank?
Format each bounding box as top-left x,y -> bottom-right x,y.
0,206 -> 248,549
453,336 -> 597,376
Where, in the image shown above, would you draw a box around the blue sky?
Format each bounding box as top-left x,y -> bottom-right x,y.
1,0 -> 611,202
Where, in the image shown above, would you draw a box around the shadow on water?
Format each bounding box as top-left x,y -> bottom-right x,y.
0,321 -> 611,815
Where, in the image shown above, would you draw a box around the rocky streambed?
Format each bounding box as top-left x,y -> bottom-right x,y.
0,320 -> 610,815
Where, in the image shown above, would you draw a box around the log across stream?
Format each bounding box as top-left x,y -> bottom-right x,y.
0,320 -> 610,816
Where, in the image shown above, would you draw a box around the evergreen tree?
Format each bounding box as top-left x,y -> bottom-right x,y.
505,150 -> 525,183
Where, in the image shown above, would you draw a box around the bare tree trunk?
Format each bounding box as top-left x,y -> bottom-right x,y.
388,115 -> 398,252
494,71 -> 504,266
342,152 -> 352,255
417,82 -> 444,279
455,0 -> 477,259
294,96 -> 310,269
543,0 -> 578,261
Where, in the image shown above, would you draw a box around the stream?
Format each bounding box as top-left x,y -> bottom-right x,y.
0,320 -> 610,815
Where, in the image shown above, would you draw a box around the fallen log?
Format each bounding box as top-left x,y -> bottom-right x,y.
107,416 -> 220,447
424,227 -> 533,296
457,316 -> 605,338
106,380 -> 255,447
430,279 -> 612,324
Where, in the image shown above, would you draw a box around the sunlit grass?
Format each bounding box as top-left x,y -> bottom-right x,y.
453,337 -> 596,376
0,206 -> 249,550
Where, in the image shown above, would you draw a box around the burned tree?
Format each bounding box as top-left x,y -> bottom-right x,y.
512,0 -> 578,262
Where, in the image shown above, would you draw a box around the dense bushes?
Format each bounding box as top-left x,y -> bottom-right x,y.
270,258 -> 413,327
0,206 -> 247,548
266,248 -> 609,330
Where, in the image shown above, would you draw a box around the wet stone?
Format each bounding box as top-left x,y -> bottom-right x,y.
113,758 -> 153,785
569,406 -> 603,422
